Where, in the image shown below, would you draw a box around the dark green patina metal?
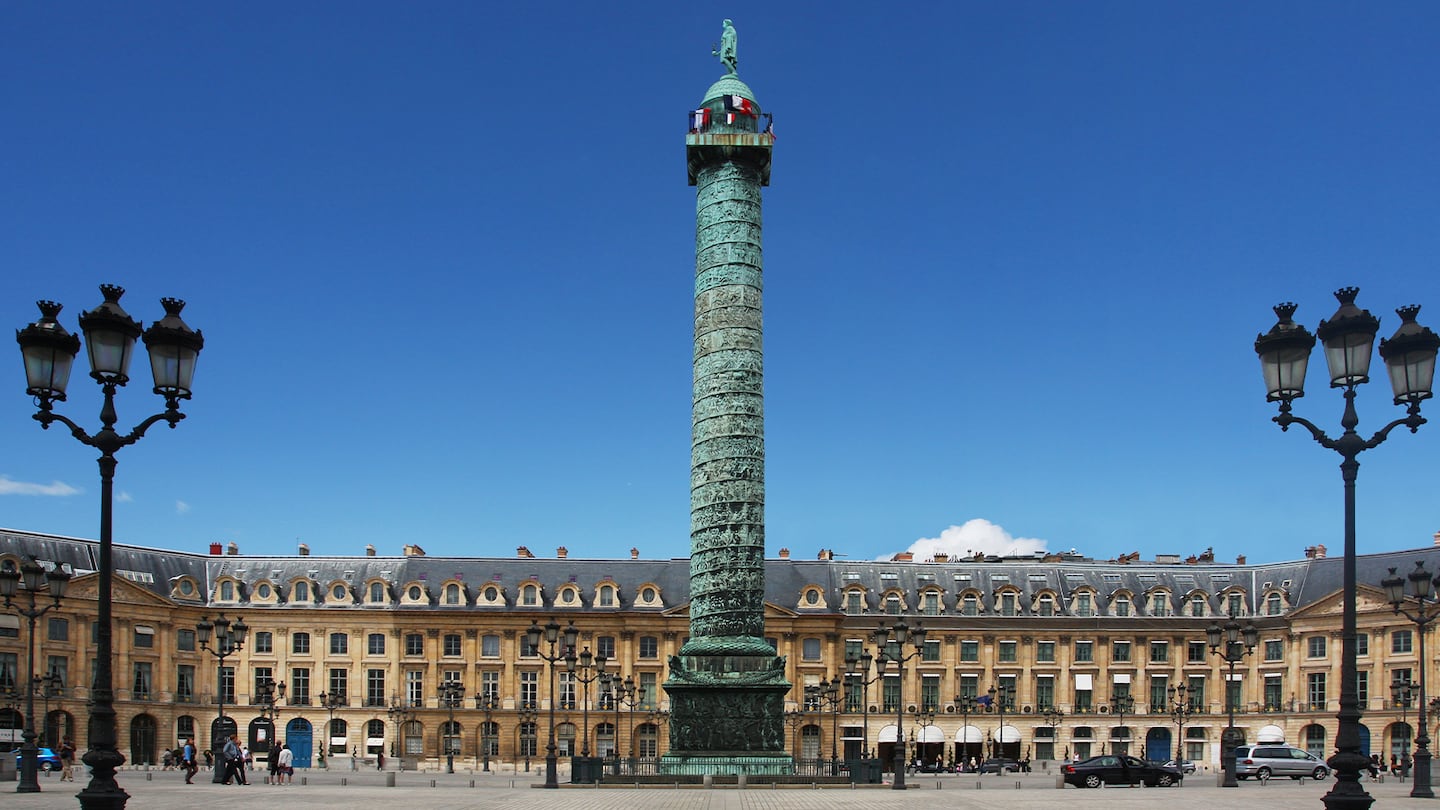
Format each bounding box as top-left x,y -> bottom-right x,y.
662,22 -> 791,774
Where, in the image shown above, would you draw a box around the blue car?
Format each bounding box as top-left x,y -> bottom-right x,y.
15,747 -> 63,771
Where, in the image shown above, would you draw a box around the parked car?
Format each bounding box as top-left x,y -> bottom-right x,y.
1233,745 -> 1330,780
14,747 -> 62,771
978,757 -> 1022,774
1164,758 -> 1197,774
1063,754 -> 1183,788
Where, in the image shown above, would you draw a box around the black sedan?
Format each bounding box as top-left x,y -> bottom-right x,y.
1063,754 -> 1183,788
978,757 -> 1022,774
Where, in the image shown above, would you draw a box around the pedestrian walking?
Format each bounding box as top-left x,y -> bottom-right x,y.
223,734 -> 247,785
277,743 -> 294,784
182,737 -> 198,784
59,736 -> 76,782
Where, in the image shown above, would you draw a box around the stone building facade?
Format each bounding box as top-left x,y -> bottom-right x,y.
1,528 -> 1434,772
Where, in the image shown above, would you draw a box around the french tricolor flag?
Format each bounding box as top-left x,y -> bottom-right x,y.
689,108 -> 711,132
723,95 -> 757,117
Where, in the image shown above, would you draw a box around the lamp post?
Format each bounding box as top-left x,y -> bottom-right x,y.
1391,677 -> 1417,780
990,683 -> 1015,759
16,285 -> 204,809
1169,684 -> 1192,764
1207,615 -> 1258,787
40,671 -> 65,749
317,690 -> 346,768
644,708 -> 669,761
911,705 -> 937,771
525,619 -> 578,789
1382,561 -> 1439,797
0,559 -> 71,793
196,613 -> 249,783
438,680 -> 465,774
846,647 -> 884,760
254,675 -> 285,771
385,694 -> 418,762
956,694 -> 979,768
1256,289 -> 1438,810
1041,706 -> 1063,765
872,619 -> 927,790
564,645 -> 606,783
783,706 -> 806,762
1108,692 -> 1134,755
517,707 -> 537,772
806,676 -> 842,774
476,692 -> 498,772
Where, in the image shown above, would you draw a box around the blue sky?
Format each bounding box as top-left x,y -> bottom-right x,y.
3,2 -> 1437,565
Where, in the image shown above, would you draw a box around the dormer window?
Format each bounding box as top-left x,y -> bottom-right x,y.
445,584 -> 461,605
599,585 -> 615,607
220,581 -> 234,601
522,584 -> 538,606
294,582 -> 309,602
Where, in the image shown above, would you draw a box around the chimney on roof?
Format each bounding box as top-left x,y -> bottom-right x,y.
932,552 -> 949,563
517,546 -> 535,559
630,547 -> 639,560
1236,554 -> 1247,565
893,552 -> 914,562
778,548 -> 789,559
818,548 -> 833,561
365,544 -> 376,557
1304,546 -> 1316,559
1315,544 -> 1326,558
1434,531 -> 1440,546
298,543 -> 309,556
557,546 -> 568,559
226,542 -> 239,556
209,542 -> 222,556
403,545 -> 425,557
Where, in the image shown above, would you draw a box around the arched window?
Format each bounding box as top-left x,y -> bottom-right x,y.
522,584 -> 538,605
369,583 -> 384,603
445,584 -> 460,605
1267,593 -> 1283,615
219,581 -> 234,601
1150,593 -> 1171,616
294,581 -> 309,602
599,585 -> 615,607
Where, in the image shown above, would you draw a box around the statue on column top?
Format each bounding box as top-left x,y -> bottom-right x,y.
713,19 -> 737,74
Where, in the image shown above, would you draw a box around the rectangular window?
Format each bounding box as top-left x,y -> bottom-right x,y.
800,637 -> 821,661
133,626 -> 155,648
1264,675 -> 1283,711
1150,641 -> 1169,663
47,656 -> 68,691
1187,676 -> 1205,710
219,665 -> 236,704
957,674 -> 978,701
1308,672 -> 1327,711
1076,594 -> 1093,617
1151,593 -> 1171,616
366,669 -> 386,706
48,617 -> 69,641
640,672 -> 657,709
291,667 -> 310,704
1307,636 -> 1326,658
1000,593 -> 1017,616
1356,670 -> 1369,707
253,631 -> 273,654
1265,639 -> 1284,661
443,634 -> 462,657
1188,641 -> 1207,663
1150,676 -> 1169,712
520,671 -> 538,708
407,670 -> 424,706
998,641 -> 1017,662
293,632 -> 311,655
594,636 -> 614,660
253,667 -> 273,699
1356,633 -> 1369,656
923,591 -> 940,616
1036,641 -> 1055,663
177,628 -> 195,652
882,676 -> 900,713
1112,641 -> 1131,663
921,640 -> 941,662
176,664 -> 195,702
1393,630 -> 1414,654
640,636 -> 660,659
481,670 -> 499,701
920,677 -> 940,711
1075,641 -> 1094,663
368,633 -> 386,656
328,668 -> 348,700
558,671 -> 576,709
330,633 -> 348,655
404,633 -> 423,656
845,591 -> 864,614
1115,598 -> 1131,617
960,640 -> 979,662
1036,677 -> 1055,709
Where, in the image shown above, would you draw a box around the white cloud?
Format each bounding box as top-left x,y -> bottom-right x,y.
0,475 -> 80,497
116,491 -> 134,503
892,519 -> 1048,561
175,500 -> 191,515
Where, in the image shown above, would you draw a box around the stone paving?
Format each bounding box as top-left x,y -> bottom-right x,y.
3,766 -> 1435,810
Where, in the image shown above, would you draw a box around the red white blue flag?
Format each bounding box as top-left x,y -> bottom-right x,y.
689,108 -> 711,132
723,95 -> 757,117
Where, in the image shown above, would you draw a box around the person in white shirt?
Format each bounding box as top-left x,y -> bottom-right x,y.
277,744 -> 294,784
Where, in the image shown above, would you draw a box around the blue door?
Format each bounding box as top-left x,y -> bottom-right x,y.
1145,728 -> 1172,762
286,718 -> 313,768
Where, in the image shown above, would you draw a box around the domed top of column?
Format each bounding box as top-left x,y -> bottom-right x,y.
701,74 -> 760,108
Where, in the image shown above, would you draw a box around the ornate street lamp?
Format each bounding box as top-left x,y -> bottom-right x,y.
1108,692 -> 1134,755
990,683 -> 1016,759
196,613 -> 248,783
476,692 -> 499,772
956,694 -> 980,768
783,705 -> 806,763
564,645 -> 607,783
806,676 -> 842,774
1207,615 -> 1258,787
254,675 -> 285,769
438,680 -> 466,774
1391,677 -> 1417,780
15,286 -> 203,809
910,705 -> 937,771
517,707 -> 537,772
385,693 -> 418,762
317,690 -> 346,768
846,647 -> 884,761
1382,561 -> 1439,797
0,559 -> 70,793
525,618 -> 578,789
1040,706 -> 1063,764
40,671 -> 65,749
873,619 -> 927,789
1168,684 -> 1193,764
1256,289 -> 1438,810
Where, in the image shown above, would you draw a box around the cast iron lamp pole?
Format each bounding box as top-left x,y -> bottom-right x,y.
783,705 -> 806,762
956,694 -> 979,767
0,559 -> 71,793
517,707 -> 537,772
438,680 -> 465,773
1169,684 -> 1192,764
317,690 -> 345,768
911,705 -> 936,770
254,676 -> 285,767
1255,289 -> 1439,810
1108,692 -> 1134,755
990,683 -> 1015,759
873,619 -> 927,790
525,618 -> 578,789
806,676 -> 842,774
16,285 -> 203,810
1040,706 -> 1063,764
846,648 -> 884,759
1383,561 -> 1439,797
564,645 -> 606,782
196,614 -> 248,783
1392,678 -> 1417,780
1207,615 -> 1258,787
385,694 -> 418,763
40,672 -> 65,749
476,692 -> 498,772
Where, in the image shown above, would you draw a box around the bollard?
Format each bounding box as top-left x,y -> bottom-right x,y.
1014,780 -> 1021,789
341,778 -> 347,786
469,779 -> 475,788
702,774 -> 713,789
301,776 -> 307,785
975,779 -> 983,789
936,780 -> 942,789
429,779 -> 436,787
385,772 -> 395,787
737,773 -> 747,790
146,773 -> 152,781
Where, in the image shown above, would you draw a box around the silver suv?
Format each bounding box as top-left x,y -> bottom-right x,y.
1233,745 -> 1330,780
